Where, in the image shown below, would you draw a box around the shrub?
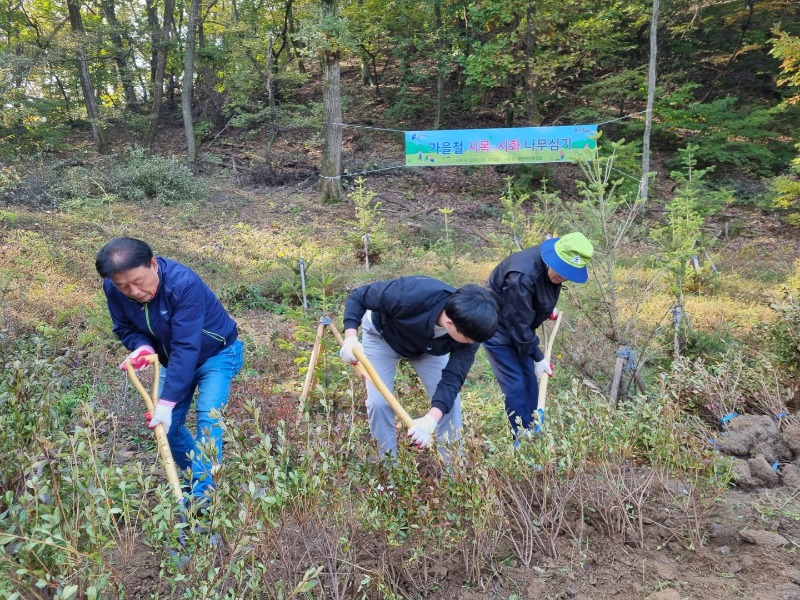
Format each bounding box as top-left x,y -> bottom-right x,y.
108,148 -> 206,205
769,291 -> 800,373
0,333 -> 66,494
769,143 -> 800,226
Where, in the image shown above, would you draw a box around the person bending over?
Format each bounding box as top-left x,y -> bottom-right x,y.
340,276 -> 497,460
484,233 -> 593,438
96,237 -> 243,501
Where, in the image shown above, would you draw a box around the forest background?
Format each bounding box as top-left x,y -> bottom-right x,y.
2,0 -> 800,598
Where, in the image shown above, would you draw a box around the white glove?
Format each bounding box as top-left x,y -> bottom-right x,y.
534,359 -> 553,380
407,414 -> 438,448
339,336 -> 363,364
148,399 -> 176,432
120,345 -> 155,372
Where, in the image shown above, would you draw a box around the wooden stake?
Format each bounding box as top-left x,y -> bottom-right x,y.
537,310 -> 563,413
125,355 -> 183,503
609,343 -> 627,406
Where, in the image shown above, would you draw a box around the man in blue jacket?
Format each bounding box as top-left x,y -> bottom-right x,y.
485,232 -> 593,438
96,237 -> 243,501
339,276 -> 497,460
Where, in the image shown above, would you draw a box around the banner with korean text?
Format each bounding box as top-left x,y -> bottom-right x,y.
405,125 -> 598,166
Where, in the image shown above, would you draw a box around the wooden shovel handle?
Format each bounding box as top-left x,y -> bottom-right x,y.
352,346 -> 415,430
537,310 -> 563,413
125,355 -> 184,502
328,323 -> 375,386
297,323 -> 325,417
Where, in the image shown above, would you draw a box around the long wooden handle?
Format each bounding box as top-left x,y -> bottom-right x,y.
125,355 -> 184,502
352,346 -> 415,429
537,310 -> 563,413
297,323 -> 325,417
328,323 -> 375,386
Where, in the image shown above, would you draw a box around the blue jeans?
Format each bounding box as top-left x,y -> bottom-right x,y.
158,340 -> 244,497
483,337 -> 538,435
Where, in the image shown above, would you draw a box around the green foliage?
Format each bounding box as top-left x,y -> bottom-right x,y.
655,85 -> 797,176
108,148 -> 206,206
488,177 -> 557,255
558,137 -> 650,354
430,207 -> 462,284
768,290 -> 800,373
343,178 -> 389,264
218,283 -> 280,312
0,315 -> 733,597
296,4 -> 355,56
0,333 -> 66,494
520,384 -> 717,476
770,27 -> 800,106
769,143 -> 800,225
1,403 -> 154,598
650,145 -> 731,303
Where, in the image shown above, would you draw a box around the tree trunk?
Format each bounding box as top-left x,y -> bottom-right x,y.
264,36 -> 279,161
361,53 -> 374,86
143,0 -> 175,148
287,0 -> 306,73
640,0 -> 659,201
434,0 -> 444,129
146,0 -> 159,82
319,0 -> 343,203
523,1 -> 540,125
182,0 -> 201,173
67,0 -> 109,154
100,0 -> 137,111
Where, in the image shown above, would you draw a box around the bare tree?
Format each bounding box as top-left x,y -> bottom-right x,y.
640,0 -> 659,201
66,0 -> 109,153
434,0 -> 444,129
319,0 -> 344,203
143,0 -> 176,148
100,0 -> 137,112
182,0 -> 201,172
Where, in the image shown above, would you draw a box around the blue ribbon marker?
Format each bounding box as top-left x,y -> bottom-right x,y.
534,408 -> 545,433
772,460 -> 779,471
775,411 -> 789,421
720,412 -> 739,425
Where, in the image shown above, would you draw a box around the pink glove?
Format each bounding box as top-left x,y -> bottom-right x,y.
120,345 -> 155,372
148,400 -> 176,432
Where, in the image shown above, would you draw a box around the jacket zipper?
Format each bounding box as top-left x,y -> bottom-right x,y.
144,303 -> 169,359
202,329 -> 227,345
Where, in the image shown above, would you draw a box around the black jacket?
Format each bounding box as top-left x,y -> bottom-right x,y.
486,245 -> 560,361
342,276 -> 479,415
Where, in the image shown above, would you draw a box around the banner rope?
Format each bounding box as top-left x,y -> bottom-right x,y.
324,108 -> 651,134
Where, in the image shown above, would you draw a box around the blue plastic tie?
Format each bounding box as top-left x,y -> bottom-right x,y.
708,437 -> 718,447
720,412 -> 739,425
771,460 -> 779,471
775,411 -> 789,420
534,408 -> 545,433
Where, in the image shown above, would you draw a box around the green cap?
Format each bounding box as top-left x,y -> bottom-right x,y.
541,232 -> 594,283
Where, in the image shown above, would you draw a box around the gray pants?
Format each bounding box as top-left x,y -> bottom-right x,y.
361,313 -> 462,461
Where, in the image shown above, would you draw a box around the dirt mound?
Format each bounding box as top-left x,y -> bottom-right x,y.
715,412 -> 800,490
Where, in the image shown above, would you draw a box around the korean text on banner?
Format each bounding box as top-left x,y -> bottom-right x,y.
405,125 -> 598,167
